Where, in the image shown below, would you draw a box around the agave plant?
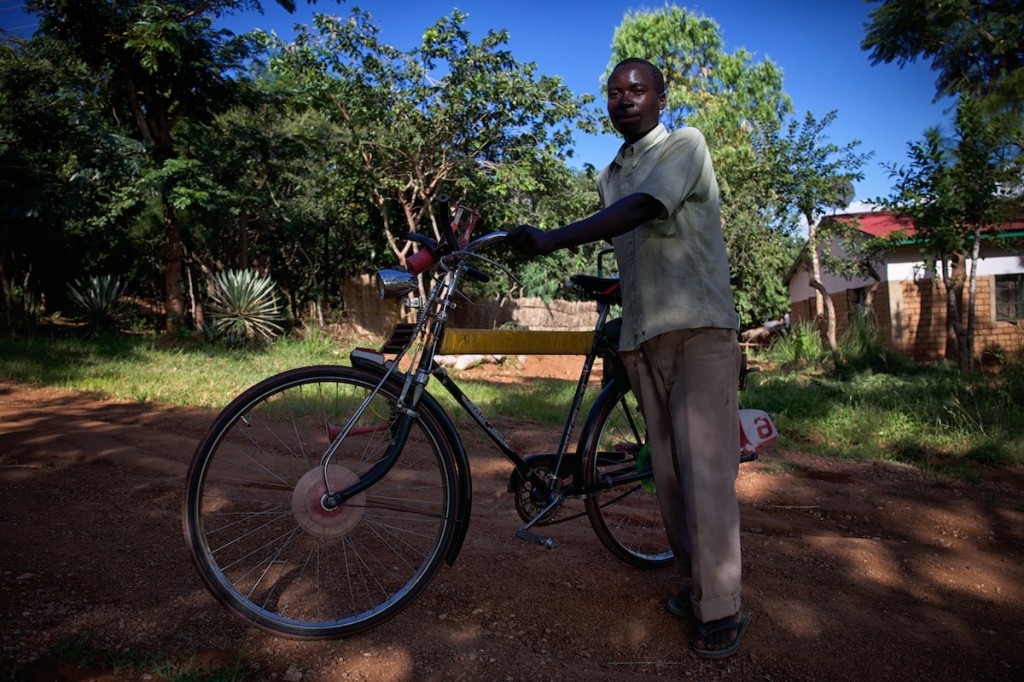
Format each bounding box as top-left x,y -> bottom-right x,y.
207,269 -> 285,347
66,275 -> 132,335
766,320 -> 828,367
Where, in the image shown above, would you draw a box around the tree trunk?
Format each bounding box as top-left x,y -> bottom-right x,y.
0,256 -> 11,321
809,231 -> 825,321
808,278 -> 840,364
162,202 -> 186,334
939,255 -> 969,371
187,261 -> 205,331
965,229 -> 982,373
806,219 -> 839,364
239,209 -> 250,270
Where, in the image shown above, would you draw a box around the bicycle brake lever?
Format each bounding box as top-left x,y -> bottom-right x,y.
459,251 -> 523,289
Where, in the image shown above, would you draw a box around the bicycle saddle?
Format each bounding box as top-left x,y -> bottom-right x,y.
569,274 -> 621,305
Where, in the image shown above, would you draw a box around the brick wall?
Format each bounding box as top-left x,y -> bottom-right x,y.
791,276 -> 1024,362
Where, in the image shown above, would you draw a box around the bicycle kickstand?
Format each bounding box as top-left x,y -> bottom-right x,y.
514,494 -> 563,549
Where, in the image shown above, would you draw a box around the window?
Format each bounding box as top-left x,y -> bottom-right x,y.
847,287 -> 869,321
995,274 -> 1024,322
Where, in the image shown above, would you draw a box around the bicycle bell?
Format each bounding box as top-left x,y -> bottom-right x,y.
376,268 -> 417,299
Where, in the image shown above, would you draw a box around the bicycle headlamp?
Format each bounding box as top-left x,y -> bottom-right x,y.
376,268 -> 417,300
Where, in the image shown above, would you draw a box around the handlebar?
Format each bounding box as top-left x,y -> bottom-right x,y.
463,230 -> 508,253
405,230 -> 509,276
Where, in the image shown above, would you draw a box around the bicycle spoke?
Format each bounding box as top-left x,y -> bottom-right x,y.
584,378 -> 673,568
184,367 -> 459,638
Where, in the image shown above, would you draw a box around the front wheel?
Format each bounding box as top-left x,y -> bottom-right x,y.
582,377 -> 673,568
183,365 -> 460,639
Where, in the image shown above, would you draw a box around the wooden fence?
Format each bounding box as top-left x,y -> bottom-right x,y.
337,275 -> 600,342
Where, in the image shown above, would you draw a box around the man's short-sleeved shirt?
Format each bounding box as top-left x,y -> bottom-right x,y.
597,124 -> 738,352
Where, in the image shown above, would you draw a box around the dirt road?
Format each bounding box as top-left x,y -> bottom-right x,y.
2,366 -> 1023,681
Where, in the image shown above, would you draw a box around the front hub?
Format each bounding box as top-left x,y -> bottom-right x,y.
291,465 -> 366,539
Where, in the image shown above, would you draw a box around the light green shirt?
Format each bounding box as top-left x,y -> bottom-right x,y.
597,124 -> 738,351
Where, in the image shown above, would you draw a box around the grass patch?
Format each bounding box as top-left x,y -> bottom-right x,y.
0,330 -> 350,409
13,633 -> 258,681
741,359 -> 1024,477
434,374 -> 588,427
2,330 -> 1022,481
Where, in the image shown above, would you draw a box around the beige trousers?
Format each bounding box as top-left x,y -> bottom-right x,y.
622,328 -> 742,623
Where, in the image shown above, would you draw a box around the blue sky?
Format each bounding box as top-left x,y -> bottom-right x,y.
3,0 -> 954,203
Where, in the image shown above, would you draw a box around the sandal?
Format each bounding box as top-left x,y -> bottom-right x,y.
665,589 -> 693,620
692,611 -> 751,659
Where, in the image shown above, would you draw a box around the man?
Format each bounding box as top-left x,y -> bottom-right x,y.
506,57 -> 750,658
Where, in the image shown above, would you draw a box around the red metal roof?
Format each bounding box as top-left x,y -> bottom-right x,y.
837,211 -> 1024,238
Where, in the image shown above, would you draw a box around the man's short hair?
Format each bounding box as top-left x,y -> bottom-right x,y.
611,58 -> 666,95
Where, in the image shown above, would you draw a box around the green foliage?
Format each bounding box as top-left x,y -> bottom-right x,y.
862,0 -> 1023,157
605,6 -> 791,142
206,269 -> 285,347
259,8 -> 598,276
2,331 -> 1021,480
66,275 -> 133,335
766,110 -> 873,359
719,136 -> 804,324
29,631 -> 259,682
149,655 -> 256,682
836,309 -> 920,375
0,35 -> 150,311
837,308 -> 882,361
875,98 -> 1015,370
764,311 -> 917,375
0,333 -> 348,407
764,321 -> 829,367
742,357 -> 1024,477
21,1 -> 315,334
1,283 -> 48,333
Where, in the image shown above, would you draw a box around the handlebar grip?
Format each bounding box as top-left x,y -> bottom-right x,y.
406,248 -> 435,275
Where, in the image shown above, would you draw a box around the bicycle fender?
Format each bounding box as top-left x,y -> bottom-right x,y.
421,391 -> 473,565
346,356 -> 473,565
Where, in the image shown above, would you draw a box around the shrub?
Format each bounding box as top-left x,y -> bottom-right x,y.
765,320 -> 828,367
206,269 -> 285,348
66,275 -> 132,335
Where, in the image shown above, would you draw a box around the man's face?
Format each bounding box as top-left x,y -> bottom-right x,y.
606,63 -> 665,144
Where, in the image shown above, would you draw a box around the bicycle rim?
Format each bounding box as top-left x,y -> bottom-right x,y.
583,379 -> 673,568
183,366 -> 459,639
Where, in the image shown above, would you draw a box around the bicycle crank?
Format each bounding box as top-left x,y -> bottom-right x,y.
509,454 -> 571,526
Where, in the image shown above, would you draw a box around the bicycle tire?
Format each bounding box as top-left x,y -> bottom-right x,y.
582,377 -> 673,568
183,365 -> 460,639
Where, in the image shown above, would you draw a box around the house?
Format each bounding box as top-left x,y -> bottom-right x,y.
785,209 -> 1024,362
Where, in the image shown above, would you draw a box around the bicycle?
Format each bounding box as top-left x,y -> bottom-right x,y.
183,198 -> 778,640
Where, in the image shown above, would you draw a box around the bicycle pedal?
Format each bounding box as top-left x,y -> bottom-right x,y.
516,529 -> 555,549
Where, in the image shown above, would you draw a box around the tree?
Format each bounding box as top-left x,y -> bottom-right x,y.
25,0 -> 317,334
719,135 -> 803,327
178,94 -> 383,325
862,0 -> 1024,158
876,99 -> 1012,371
772,111 -> 872,364
260,9 -> 597,284
0,35 -> 148,329
605,5 -> 799,326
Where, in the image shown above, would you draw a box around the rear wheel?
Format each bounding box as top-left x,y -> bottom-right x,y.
183,366 -> 460,639
582,378 -> 673,568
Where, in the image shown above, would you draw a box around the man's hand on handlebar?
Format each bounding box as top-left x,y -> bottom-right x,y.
506,224 -> 556,257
